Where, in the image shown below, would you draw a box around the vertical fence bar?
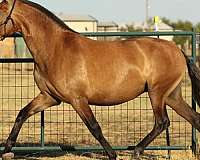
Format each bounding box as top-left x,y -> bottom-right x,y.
191,30 -> 197,154
41,111 -> 45,148
156,34 -> 171,159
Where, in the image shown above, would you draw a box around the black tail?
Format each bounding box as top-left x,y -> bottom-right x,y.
182,50 -> 200,107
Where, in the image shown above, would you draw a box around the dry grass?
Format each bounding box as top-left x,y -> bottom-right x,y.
15,150 -> 197,160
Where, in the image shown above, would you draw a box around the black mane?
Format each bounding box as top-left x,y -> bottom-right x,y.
21,0 -> 78,33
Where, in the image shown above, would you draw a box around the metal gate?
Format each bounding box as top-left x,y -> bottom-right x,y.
0,31 -> 197,154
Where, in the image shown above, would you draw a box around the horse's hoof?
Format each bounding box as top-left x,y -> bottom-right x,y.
133,148 -> 143,159
2,152 -> 14,160
133,152 -> 140,160
109,155 -> 117,160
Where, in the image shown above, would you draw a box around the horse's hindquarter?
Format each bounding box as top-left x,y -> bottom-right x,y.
136,38 -> 186,94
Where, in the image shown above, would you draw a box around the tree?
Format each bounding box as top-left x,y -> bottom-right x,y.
195,22 -> 200,33
161,17 -> 172,27
173,20 -> 193,48
161,17 -> 193,48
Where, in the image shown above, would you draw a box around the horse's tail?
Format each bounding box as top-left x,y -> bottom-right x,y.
182,50 -> 200,107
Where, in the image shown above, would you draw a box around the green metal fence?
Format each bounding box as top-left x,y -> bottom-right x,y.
0,31 -> 197,155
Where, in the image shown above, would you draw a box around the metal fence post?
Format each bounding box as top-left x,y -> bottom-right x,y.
191,30 -> 197,154
41,111 -> 45,148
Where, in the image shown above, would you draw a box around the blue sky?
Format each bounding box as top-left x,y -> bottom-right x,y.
32,0 -> 200,24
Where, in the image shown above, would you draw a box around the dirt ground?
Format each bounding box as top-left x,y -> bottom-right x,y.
12,150 -> 197,160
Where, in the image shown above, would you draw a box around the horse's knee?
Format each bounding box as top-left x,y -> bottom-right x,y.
193,115 -> 200,132
92,122 -> 101,132
155,118 -> 170,132
164,118 -> 170,129
17,104 -> 33,122
89,121 -> 103,139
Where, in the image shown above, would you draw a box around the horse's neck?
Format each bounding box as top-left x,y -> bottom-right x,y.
13,1 -> 73,63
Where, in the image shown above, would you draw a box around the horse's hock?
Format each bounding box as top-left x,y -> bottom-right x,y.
0,58 -> 193,152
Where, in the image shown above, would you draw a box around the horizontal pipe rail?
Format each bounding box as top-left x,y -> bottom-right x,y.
10,31 -> 196,38
0,145 -> 190,154
0,58 -> 33,63
83,31 -> 196,37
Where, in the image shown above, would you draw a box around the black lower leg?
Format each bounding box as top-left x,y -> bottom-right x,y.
72,98 -> 117,160
88,121 -> 117,159
4,110 -> 27,153
134,118 -> 170,156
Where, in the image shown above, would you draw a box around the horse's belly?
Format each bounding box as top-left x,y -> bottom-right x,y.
88,81 -> 145,106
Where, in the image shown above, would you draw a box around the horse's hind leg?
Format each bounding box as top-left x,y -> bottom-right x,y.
166,85 -> 200,132
134,90 -> 170,157
71,97 -> 117,160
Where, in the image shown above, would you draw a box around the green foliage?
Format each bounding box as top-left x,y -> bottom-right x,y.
195,22 -> 200,33
161,17 -> 194,47
173,20 -> 193,48
161,17 -> 172,27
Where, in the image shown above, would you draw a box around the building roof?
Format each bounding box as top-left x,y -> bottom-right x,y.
56,13 -> 98,22
133,22 -> 148,29
127,21 -> 173,31
157,22 -> 173,30
98,21 -> 118,27
117,22 -> 126,28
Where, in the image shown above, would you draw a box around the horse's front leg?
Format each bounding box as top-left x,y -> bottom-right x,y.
2,92 -> 60,158
71,97 -> 117,160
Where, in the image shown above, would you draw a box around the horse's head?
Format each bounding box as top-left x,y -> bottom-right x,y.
0,0 -> 17,40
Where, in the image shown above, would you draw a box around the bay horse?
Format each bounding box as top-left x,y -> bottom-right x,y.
0,0 -> 200,159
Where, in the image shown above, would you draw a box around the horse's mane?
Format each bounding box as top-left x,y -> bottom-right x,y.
20,0 -> 79,34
